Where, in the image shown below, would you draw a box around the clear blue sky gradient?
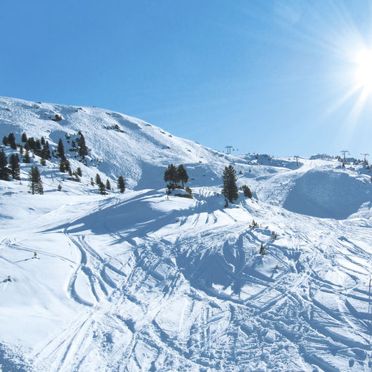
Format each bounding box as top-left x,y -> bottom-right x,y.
1,0 -> 372,157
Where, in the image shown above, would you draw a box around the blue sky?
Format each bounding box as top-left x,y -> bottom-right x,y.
1,0 -> 372,157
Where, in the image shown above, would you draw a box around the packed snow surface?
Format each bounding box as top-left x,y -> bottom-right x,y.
0,97 -> 372,371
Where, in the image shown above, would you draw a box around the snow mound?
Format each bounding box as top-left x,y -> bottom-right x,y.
283,169 -> 372,219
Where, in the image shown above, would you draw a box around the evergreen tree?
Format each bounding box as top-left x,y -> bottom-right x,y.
19,145 -> 24,156
58,184 -> 62,191
106,179 -> 111,190
59,159 -> 70,173
95,173 -> 102,185
76,167 -> 82,177
222,165 -> 238,204
35,139 -> 41,151
21,132 -> 27,142
57,139 -> 65,159
8,133 -> 16,149
29,166 -> 43,194
78,133 -> 88,158
90,177 -> 95,186
40,136 -> 45,146
164,164 -> 178,187
177,165 -> 189,187
9,154 -> 20,180
117,176 -> 125,193
98,181 -> 106,195
2,136 -> 8,146
23,150 -> 31,163
0,150 -> 10,180
242,185 -> 253,199
41,142 -> 51,160
27,137 -> 36,150
40,158 -> 46,166
259,243 -> 266,256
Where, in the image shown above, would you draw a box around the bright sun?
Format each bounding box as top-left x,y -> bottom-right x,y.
354,48 -> 372,93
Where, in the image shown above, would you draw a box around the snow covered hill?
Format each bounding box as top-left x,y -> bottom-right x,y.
0,97 -> 372,371
0,96 -> 239,190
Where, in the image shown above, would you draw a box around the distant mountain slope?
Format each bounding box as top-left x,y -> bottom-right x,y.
0,96 -> 239,189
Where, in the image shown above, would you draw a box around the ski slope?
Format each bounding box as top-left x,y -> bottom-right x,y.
0,97 -> 372,371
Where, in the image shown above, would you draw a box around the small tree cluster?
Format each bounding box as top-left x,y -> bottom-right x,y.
2,133 -> 17,149
164,164 -> 189,189
95,174 -> 107,195
241,185 -> 253,199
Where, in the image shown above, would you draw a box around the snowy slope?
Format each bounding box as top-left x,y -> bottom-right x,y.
0,97 -> 240,190
0,97 -> 372,371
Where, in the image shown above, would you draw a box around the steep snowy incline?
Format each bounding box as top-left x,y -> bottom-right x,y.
0,96 -> 239,189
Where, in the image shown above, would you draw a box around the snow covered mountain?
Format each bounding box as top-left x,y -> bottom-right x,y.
0,97 -> 372,371
0,96 -> 240,190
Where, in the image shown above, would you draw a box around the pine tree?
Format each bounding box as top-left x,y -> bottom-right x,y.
24,150 -> 31,163
117,176 -> 125,193
27,137 -> 36,150
177,165 -> 189,187
9,154 -> 20,180
90,177 -> 95,186
76,167 -> 82,177
35,139 -> 41,151
106,179 -> 111,190
242,185 -> 253,199
2,136 -> 8,146
98,182 -> 106,195
0,150 -> 10,180
21,132 -> 27,142
8,133 -> 17,149
164,164 -> 178,188
78,133 -> 88,158
40,136 -> 45,146
41,142 -> 51,160
57,139 -> 65,159
29,166 -> 43,194
222,165 -> 238,204
59,159 -> 70,173
95,173 -> 102,185
259,243 -> 265,256
19,145 -> 24,156
58,184 -> 62,191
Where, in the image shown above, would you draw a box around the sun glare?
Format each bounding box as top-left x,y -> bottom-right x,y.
353,48 -> 372,93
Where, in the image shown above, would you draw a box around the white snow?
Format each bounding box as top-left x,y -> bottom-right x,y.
0,97 -> 372,371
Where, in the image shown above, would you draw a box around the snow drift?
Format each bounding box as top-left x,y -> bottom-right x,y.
283,169 -> 372,219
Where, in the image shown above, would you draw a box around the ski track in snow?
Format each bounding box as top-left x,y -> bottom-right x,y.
22,190 -> 372,372
0,97 -> 372,371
